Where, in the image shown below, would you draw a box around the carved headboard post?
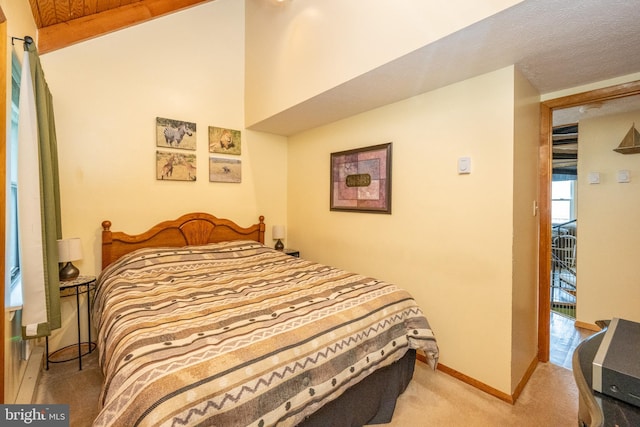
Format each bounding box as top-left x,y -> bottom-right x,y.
258,216 -> 265,244
102,220 -> 113,270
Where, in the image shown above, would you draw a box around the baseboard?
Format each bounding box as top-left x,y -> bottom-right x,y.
574,320 -> 602,332
511,356 -> 539,403
416,351 -> 538,405
14,345 -> 44,404
436,363 -> 515,404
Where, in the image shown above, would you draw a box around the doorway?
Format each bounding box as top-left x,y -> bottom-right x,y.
550,120 -> 578,320
538,80 -> 640,362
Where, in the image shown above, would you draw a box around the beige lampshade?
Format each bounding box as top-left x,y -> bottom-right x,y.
57,238 -> 83,262
272,225 -> 285,240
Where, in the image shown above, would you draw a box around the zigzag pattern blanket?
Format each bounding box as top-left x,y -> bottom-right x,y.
92,241 -> 438,427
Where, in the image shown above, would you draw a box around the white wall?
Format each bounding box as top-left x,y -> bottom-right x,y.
245,0 -> 523,127
39,0 -> 288,350
287,66 -> 538,395
577,109 -> 640,324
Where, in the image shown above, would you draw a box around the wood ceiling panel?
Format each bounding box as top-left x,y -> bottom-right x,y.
83,0 -> 98,15
28,0 -> 43,27
69,0 -> 86,19
29,0 -> 212,53
29,0 -> 54,27
53,0 -> 71,24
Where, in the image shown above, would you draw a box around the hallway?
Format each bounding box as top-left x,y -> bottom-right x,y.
549,312 -> 596,370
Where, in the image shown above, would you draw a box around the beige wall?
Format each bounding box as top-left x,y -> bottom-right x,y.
1,0 -> 37,403
244,0 -> 523,127
511,69 -> 540,391
576,109 -> 640,324
287,66 -> 538,394
38,0 -> 288,350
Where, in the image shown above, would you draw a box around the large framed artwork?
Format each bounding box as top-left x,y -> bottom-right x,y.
330,143 -> 392,213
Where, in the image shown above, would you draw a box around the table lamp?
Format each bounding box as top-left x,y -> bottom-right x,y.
272,225 -> 285,251
57,238 -> 83,281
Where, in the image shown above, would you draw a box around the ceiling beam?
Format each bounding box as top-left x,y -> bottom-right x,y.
37,0 -> 212,54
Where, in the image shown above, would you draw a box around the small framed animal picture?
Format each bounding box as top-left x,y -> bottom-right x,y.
157,151 -> 197,181
209,126 -> 241,155
156,117 -> 196,151
209,157 -> 241,183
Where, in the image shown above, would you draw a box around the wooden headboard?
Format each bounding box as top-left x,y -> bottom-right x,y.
101,212 -> 265,270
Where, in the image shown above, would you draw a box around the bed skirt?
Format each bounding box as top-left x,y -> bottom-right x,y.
298,349 -> 416,426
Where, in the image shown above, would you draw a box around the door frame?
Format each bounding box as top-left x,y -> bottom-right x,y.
537,79 -> 640,362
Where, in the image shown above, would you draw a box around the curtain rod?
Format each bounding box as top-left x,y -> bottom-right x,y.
11,35 -> 33,50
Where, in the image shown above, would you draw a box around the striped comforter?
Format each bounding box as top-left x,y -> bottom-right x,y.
92,241 -> 438,427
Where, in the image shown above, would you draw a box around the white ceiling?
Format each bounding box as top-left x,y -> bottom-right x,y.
248,0 -> 640,135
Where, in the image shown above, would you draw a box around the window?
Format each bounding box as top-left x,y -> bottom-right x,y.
7,51 -> 22,302
9,184 -> 19,284
551,180 -> 576,224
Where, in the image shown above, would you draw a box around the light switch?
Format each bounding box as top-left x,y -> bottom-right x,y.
617,170 -> 631,183
588,172 -> 600,184
458,157 -> 471,174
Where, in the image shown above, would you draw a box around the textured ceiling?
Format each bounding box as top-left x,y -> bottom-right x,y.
248,0 -> 640,135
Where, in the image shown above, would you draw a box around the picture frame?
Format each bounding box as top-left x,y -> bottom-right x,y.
330,143 -> 392,213
209,157 -> 241,183
156,151 -> 197,181
156,117 -> 196,151
209,126 -> 241,155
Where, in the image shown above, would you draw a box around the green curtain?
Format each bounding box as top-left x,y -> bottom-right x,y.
21,41 -> 62,338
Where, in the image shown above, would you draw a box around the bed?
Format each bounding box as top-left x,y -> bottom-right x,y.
93,212 -> 438,427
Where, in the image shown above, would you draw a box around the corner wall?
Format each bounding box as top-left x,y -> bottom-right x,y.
287,66 -> 536,395
511,68 -> 540,391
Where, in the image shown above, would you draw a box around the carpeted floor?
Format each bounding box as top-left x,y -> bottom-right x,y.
383,361 -> 578,426
35,350 -> 579,427
35,350 -> 102,427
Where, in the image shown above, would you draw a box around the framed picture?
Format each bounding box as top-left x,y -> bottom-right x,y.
156,117 -> 196,150
209,157 -> 241,183
156,151 -> 197,181
209,126 -> 241,155
330,143 -> 392,213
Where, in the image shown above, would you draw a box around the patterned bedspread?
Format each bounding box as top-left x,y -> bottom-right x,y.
92,241 -> 438,427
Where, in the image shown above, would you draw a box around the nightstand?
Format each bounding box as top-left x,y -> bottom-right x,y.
46,275 -> 97,371
284,248 -> 300,257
